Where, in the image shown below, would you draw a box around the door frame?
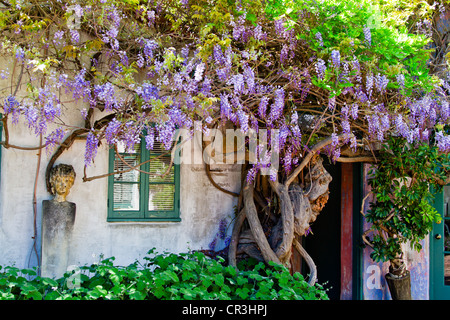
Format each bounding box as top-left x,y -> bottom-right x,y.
430,185 -> 450,300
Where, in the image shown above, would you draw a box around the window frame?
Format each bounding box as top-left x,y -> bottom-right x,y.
107,138 -> 181,222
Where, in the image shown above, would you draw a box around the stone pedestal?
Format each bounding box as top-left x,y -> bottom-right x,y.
41,200 -> 76,279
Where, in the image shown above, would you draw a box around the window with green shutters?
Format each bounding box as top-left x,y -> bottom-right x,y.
107,139 -> 180,222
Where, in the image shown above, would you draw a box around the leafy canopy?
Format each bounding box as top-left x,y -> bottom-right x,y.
366,136 -> 450,263
0,0 -> 448,183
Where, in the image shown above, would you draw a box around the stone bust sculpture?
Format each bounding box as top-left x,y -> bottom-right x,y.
49,164 -> 76,202
41,164 -> 76,278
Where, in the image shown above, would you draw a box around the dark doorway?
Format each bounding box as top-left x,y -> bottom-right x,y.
302,162 -> 341,300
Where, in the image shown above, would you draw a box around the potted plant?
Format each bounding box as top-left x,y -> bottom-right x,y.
363,136 -> 448,300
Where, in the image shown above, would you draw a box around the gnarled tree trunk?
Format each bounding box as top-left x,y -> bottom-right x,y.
229,154 -> 333,286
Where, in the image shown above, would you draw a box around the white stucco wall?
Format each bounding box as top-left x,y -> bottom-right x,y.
0,58 -> 241,275
0,120 -> 241,273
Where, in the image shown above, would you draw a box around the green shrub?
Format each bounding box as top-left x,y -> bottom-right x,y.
0,250 -> 328,300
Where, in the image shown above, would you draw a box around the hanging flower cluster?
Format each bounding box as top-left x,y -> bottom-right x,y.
0,0 -> 448,179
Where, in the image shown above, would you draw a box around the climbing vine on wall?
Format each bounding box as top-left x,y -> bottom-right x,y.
0,0 -> 449,282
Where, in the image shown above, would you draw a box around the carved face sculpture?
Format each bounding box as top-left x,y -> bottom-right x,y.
49,164 -> 76,202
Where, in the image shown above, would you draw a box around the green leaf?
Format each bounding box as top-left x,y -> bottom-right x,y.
41,277 -> 58,287
202,277 -> 212,288
225,265 -> 237,277
26,290 -> 43,300
164,270 -> 179,283
214,274 -> 224,287
129,288 -> 145,300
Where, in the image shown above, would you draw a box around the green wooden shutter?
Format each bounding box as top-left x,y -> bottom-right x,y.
108,142 -> 144,220
108,138 -> 180,222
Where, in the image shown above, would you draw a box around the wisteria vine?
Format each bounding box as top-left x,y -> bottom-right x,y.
0,0 -> 449,184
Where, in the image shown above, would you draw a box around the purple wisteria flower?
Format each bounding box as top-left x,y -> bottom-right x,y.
278,125 -> 289,150
315,59 -> 326,80
269,88 -> 285,121
232,13 -> 247,42
80,108 -> 88,120
366,74 -> 374,97
331,50 -> 340,68
218,219 -> 227,239
375,73 -> 389,92
70,29 -> 80,43
253,24 -> 267,41
274,18 -> 285,34
147,10 -> 156,27
194,62 -> 205,82
328,96 -> 336,110
280,44 -> 289,64
201,77 -> 211,95
329,132 -> 341,161
283,150 -> 292,174
145,128 -> 155,150
106,4 -> 122,28
4,95 -> 19,114
229,73 -> 245,95
259,96 -> 269,118
105,26 -> 119,41
213,45 -> 225,65
350,103 -> 359,120
185,94 -> 195,110
349,135 -> 357,152
15,47 -> 25,61
216,68 -> 229,82
54,30 -> 64,40
363,26 -> 371,46
315,31 -> 324,46
0,68 -> 9,80
441,100 -> 450,121
168,105 -> 189,128
220,93 -> 231,120
142,39 -> 158,61
341,103 -> 349,118
42,99 -> 61,123
25,106 -> 38,129
156,121 -> 176,150
352,56 -> 362,83
436,131 -> 450,152
237,108 -> 249,133
243,66 -> 255,94
341,119 -> 351,135
208,237 -> 217,251
396,73 -> 405,89
136,54 -> 145,68
380,114 -> 390,133
94,82 -> 117,110
265,166 -> 276,182
85,131 -> 99,166
137,83 -> 159,102
67,68 -> 91,100
104,118 -> 121,145
122,121 -> 142,152
45,127 -> 65,154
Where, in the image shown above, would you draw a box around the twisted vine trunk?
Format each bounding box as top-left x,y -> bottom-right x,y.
229,154 -> 333,286
242,183 -> 281,264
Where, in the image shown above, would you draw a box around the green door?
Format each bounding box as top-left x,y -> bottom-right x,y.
431,185 -> 450,299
